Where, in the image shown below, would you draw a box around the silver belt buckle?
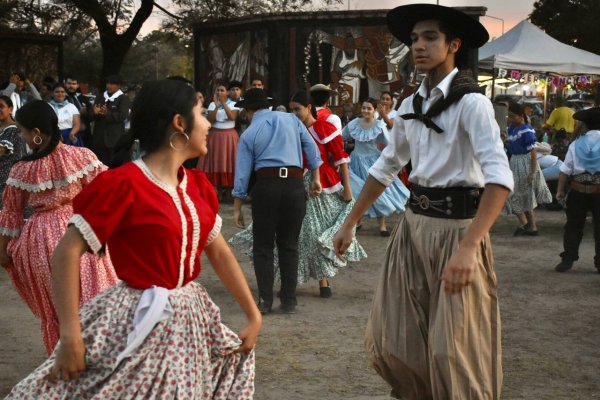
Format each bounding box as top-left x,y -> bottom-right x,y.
278,167 -> 288,178
418,194 -> 430,210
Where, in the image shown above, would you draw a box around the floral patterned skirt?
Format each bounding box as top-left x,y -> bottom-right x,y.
504,153 -> 553,215
229,174 -> 367,284
6,205 -> 117,354
6,281 -> 255,399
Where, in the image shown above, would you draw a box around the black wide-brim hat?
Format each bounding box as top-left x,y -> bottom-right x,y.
234,88 -> 274,109
573,107 -> 600,125
387,4 -> 489,49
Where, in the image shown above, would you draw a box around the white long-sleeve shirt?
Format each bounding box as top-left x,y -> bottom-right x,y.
369,68 -> 514,192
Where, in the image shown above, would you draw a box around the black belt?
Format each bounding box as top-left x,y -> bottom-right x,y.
255,166 -> 303,180
409,185 -> 483,219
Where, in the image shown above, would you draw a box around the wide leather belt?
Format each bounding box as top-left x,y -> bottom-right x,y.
256,166 -> 304,180
570,181 -> 600,194
409,185 -> 483,219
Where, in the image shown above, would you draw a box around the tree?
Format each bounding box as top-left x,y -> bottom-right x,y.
68,0 -> 154,78
530,0 -> 600,55
3,0 -> 153,81
121,31 -> 193,83
165,0 -> 341,38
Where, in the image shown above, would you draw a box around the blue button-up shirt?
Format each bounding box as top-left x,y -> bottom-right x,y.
232,109 -> 322,199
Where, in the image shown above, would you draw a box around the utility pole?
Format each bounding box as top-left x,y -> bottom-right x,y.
484,15 -> 505,35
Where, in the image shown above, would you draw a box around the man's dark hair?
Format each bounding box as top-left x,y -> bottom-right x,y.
64,75 -> 78,83
130,79 -> 197,154
106,74 -> 123,85
438,21 -> 470,70
228,80 -> 243,90
310,90 -> 330,107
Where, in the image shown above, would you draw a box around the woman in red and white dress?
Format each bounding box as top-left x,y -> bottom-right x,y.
0,101 -> 117,355
6,79 -> 261,399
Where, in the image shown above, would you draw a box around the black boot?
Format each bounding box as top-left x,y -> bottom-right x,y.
555,259 -> 574,272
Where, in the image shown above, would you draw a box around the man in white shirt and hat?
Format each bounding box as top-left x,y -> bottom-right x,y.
334,4 -> 513,399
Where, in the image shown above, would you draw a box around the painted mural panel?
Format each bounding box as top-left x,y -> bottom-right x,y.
301,26 -> 411,106
0,40 -> 61,85
198,30 -> 268,91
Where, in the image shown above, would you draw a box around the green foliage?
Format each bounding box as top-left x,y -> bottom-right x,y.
164,0 -> 342,37
530,0 -> 600,55
120,31 -> 193,84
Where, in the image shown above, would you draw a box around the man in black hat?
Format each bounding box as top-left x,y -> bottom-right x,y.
232,88 -> 322,314
333,4 -> 513,399
555,107 -> 600,273
90,74 -> 131,166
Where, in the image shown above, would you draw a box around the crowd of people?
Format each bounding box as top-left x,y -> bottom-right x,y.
0,3 -> 598,399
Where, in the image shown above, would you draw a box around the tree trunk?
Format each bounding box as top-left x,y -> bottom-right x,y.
68,0 -> 154,85
100,35 -> 132,78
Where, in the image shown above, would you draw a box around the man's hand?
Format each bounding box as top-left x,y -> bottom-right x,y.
233,197 -> 246,229
332,223 -> 354,261
233,208 -> 245,229
442,244 -> 478,294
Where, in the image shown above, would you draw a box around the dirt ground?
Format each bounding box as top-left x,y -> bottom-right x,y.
1,205 -> 599,399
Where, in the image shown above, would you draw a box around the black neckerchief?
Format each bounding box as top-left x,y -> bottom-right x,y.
401,70 -> 483,134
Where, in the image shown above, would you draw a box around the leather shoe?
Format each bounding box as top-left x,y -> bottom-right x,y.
554,260 -> 573,272
319,286 -> 332,298
257,301 -> 272,315
513,226 -> 527,236
279,304 -> 296,314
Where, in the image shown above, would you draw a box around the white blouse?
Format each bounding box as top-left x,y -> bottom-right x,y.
50,103 -> 79,130
369,68 -> 514,191
207,99 -> 239,130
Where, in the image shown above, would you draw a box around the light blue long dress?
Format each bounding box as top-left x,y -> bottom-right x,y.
342,118 -> 409,218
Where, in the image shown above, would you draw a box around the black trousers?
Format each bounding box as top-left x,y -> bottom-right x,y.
561,190 -> 600,267
251,177 -> 307,306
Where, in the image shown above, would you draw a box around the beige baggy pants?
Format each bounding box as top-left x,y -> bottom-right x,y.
365,210 -> 502,400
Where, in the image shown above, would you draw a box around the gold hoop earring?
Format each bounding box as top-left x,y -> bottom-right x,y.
33,135 -> 43,145
169,131 -> 190,151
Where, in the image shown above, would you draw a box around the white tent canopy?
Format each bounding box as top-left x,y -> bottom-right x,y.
479,20 -> 600,75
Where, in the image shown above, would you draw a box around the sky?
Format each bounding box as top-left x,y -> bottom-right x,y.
142,0 -> 537,40
326,0 -> 537,40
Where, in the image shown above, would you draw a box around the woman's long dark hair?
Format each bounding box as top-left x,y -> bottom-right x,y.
15,100 -> 61,162
290,90 -> 318,119
130,79 -> 197,154
0,95 -> 14,122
